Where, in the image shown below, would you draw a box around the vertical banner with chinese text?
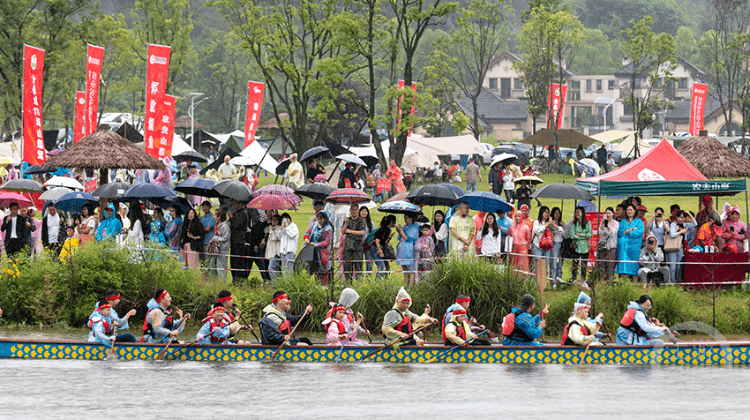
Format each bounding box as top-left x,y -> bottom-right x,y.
144,44 -> 171,158
157,94 -> 176,159
547,83 -> 567,130
74,91 -> 86,142
85,44 -> 105,135
22,45 -> 46,165
244,81 -> 265,148
689,83 -> 708,136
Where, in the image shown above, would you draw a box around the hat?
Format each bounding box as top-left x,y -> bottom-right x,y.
338,288 -> 360,309
712,221 -> 723,234
396,287 -> 412,305
702,195 -> 712,204
519,204 -> 530,211
637,205 -> 647,212
574,302 -> 590,313
520,294 -> 535,310
224,155 -> 230,160
291,153 -> 298,159
576,292 -> 592,304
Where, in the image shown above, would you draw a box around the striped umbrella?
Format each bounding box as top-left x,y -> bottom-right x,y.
325,188 -> 370,204
252,184 -> 302,205
247,194 -> 298,211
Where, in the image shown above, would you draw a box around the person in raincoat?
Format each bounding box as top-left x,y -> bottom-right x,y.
501,294 -> 548,346
616,204 -> 645,279
574,292 -> 606,341
508,211 -> 531,272
87,302 -> 118,346
196,304 -> 235,345
322,305 -> 351,346
395,212 -> 420,286
89,289 -> 138,343
449,202 -> 475,257
259,291 -> 313,346
381,287 -> 437,346
304,210 -> 333,284
322,288 -> 371,346
721,205 -> 746,252
95,203 -> 123,243
561,302 -> 602,346
141,289 -> 191,344
616,294 -> 676,345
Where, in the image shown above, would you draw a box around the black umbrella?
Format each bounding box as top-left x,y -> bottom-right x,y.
299,146 -> 329,162
295,182 -> 335,201
275,157 -> 292,176
213,179 -> 252,201
25,165 -> 56,175
175,178 -> 219,197
530,183 -> 594,200
91,182 -> 132,199
173,150 -> 207,163
406,185 -> 459,207
1,179 -> 45,193
360,155 -> 379,167
155,195 -> 194,213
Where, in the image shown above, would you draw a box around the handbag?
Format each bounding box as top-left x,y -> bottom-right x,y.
561,238 -> 575,259
664,234 -> 683,253
539,227 -> 553,250
383,244 -> 396,260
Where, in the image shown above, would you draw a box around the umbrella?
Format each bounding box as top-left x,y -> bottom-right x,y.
0,156 -> 20,165
40,187 -> 73,201
578,158 -> 600,176
325,188 -> 370,204
25,165 -> 56,175
436,183 -> 466,198
1,179 -> 45,193
530,183 -> 594,200
386,192 -> 410,202
299,146 -> 329,162
54,192 -> 98,214
91,182 -> 132,199
155,195 -> 194,213
378,200 -> 422,214
47,149 -> 63,156
247,194 -> 298,211
360,156 -> 380,167
460,191 -> 513,214
336,154 -> 367,166
406,185 -> 459,207
0,192 -> 33,208
491,153 -> 517,167
175,178 -> 218,197
122,183 -> 176,200
295,182 -> 335,201
173,150 -> 207,163
520,128 -> 598,148
514,175 -> 544,185
229,156 -> 257,166
213,179 -> 252,201
253,184 -> 303,206
45,176 -> 85,190
275,157 -> 292,176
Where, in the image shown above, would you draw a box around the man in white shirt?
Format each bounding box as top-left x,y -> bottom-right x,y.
1,202 -> 35,257
42,203 -> 66,257
286,154 -> 304,189
218,156 -> 238,180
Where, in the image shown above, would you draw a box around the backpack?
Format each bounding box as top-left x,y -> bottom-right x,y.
501,312 -> 517,336
365,227 -> 381,246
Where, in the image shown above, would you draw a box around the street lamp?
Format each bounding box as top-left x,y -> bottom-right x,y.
181,92 -> 209,150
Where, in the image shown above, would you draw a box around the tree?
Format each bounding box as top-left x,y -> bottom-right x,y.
573,28 -> 615,75
620,16 -> 677,154
675,26 -> 698,62
421,41 -> 466,137
444,0 -> 511,140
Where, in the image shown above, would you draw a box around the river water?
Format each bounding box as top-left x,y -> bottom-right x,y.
1,329 -> 749,419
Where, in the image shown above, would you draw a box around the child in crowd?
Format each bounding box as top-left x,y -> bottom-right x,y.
59,225 -> 79,263
414,223 -> 435,280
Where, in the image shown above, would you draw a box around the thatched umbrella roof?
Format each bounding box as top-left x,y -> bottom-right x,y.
520,129 -> 598,148
174,114 -> 205,130
676,135 -> 750,178
41,127 -> 165,171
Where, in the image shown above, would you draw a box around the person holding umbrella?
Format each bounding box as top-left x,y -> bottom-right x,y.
396,212 -> 420,286
449,202 -> 475,257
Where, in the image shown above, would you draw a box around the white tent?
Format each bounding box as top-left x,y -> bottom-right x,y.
239,140 -> 279,174
590,130 -> 636,144
0,140 -> 22,163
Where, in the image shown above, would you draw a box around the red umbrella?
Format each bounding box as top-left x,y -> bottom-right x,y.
252,184 -> 303,206
0,192 -> 33,208
247,194 -> 298,211
325,188 -> 370,204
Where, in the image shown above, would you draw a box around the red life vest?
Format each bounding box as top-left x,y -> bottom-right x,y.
443,319 -> 467,345
88,316 -> 113,335
208,317 -> 230,344
141,306 -> 174,342
328,318 -> 347,335
619,307 -> 652,339
560,319 -> 590,346
396,313 -> 413,335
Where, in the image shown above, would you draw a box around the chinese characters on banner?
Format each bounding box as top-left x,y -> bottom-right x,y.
689,83 -> 708,136
144,44 -> 171,158
74,91 -> 86,142
85,44 -> 105,136
397,80 -> 417,136
157,95 -> 176,159
547,83 -> 567,130
244,81 -> 264,147
22,45 -> 46,166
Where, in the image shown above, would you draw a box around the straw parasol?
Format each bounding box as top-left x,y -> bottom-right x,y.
677,135 -> 750,178
520,129 -> 598,148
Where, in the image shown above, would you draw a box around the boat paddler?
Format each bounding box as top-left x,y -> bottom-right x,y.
561,302 -> 603,346
89,289 -> 138,342
443,308 -> 488,346
87,302 -> 117,345
196,304 -> 235,345
501,294 -> 547,346
141,289 -> 191,343
215,290 -> 252,341
381,287 -> 437,346
259,291 -> 313,346
442,294 -> 488,339
616,294 -> 678,345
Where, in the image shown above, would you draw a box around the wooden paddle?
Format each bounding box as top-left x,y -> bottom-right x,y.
105,326 -> 118,360
156,314 -> 189,361
360,323 -> 432,361
426,330 -> 489,363
578,341 -> 593,364
360,314 -> 374,344
238,311 -> 261,343
270,304 -> 312,361
535,258 -> 547,318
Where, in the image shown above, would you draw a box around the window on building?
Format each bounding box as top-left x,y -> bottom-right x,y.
500,78 -> 511,98
666,80 -> 676,99
654,78 -> 662,89
596,79 -> 602,91
489,78 -> 498,90
586,79 -> 592,91
514,78 -> 523,90
634,77 -> 641,89
608,80 -> 615,90
623,104 -> 633,116
570,80 -> 581,101
678,77 -> 688,89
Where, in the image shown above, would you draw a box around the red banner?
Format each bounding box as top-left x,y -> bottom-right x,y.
144,44 -> 171,158
157,94 -> 176,159
547,83 -> 567,129
74,91 -> 86,142
85,44 -> 105,136
689,82 -> 708,136
397,80 -> 417,135
22,45 -> 46,166
244,81 -> 264,148
377,179 -> 391,195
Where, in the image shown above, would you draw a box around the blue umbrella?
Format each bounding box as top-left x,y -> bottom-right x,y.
175,178 -> 218,197
436,183 -> 466,198
378,200 -> 422,214
122,183 -> 176,200
25,165 -> 56,175
460,191 -> 513,214
54,192 -> 98,214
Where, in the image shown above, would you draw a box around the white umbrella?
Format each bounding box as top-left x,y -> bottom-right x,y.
229,156 -> 258,166
579,158 -> 601,176
336,153 -> 367,166
39,187 -> 73,201
491,153 -> 517,166
45,176 -> 85,190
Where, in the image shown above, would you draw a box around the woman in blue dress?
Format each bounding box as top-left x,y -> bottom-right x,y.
617,204 -> 645,279
396,212 -> 420,286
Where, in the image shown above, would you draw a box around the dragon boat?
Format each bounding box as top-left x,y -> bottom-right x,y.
2,338 -> 750,365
